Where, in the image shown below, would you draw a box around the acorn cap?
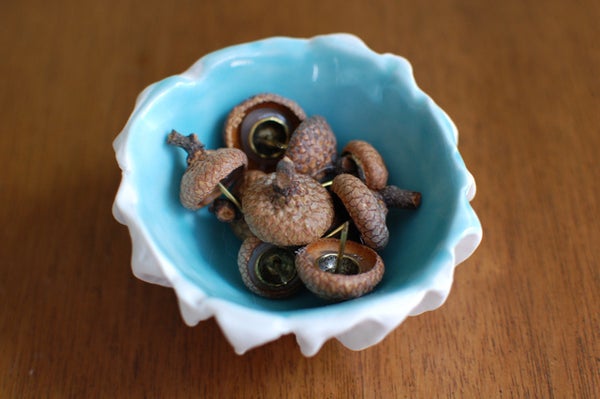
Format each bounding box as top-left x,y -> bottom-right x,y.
295,238 -> 384,301
237,236 -> 303,299
223,93 -> 306,171
340,140 -> 388,190
242,157 -> 334,247
167,130 -> 248,210
331,173 -> 389,250
285,115 -> 337,180
178,147 -> 248,210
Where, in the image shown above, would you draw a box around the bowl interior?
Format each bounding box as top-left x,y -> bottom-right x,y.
123,37 -> 467,314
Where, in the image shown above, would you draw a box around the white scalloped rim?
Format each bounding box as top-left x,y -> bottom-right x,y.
112,34 -> 482,356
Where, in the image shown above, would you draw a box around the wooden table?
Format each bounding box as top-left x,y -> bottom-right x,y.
2,0 -> 598,397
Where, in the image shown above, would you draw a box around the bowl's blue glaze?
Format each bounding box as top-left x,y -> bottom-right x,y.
114,34 -> 482,354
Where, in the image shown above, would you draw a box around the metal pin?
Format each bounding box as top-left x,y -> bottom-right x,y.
335,221 -> 350,273
324,221 -> 349,238
217,182 -> 242,212
255,138 -> 288,150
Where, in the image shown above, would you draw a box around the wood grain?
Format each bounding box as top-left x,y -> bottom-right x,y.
1,0 -> 598,397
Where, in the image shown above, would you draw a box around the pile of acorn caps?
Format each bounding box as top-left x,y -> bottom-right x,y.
167,93 -> 421,301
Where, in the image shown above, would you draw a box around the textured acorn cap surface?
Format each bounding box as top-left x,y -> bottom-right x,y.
179,147 -> 247,210
341,140 -> 389,190
236,237 -> 266,297
295,238 -> 384,301
285,115 -> 337,179
234,169 -> 267,201
242,165 -> 334,247
331,173 -> 389,250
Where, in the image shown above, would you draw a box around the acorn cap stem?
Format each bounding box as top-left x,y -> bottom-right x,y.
274,156 -> 296,195
167,130 -> 205,164
209,198 -> 240,223
379,185 -> 422,209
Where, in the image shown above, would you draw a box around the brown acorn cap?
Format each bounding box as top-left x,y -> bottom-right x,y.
295,238 -> 384,301
340,140 -> 389,190
167,130 -> 248,210
331,173 -> 389,250
285,115 -> 337,180
223,93 -> 306,171
242,157 -> 334,247
237,237 -> 303,299
180,148 -> 248,210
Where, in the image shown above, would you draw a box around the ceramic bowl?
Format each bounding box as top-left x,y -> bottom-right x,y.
112,33 -> 482,356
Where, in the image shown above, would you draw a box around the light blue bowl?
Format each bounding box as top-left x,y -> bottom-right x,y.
113,33 -> 482,356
